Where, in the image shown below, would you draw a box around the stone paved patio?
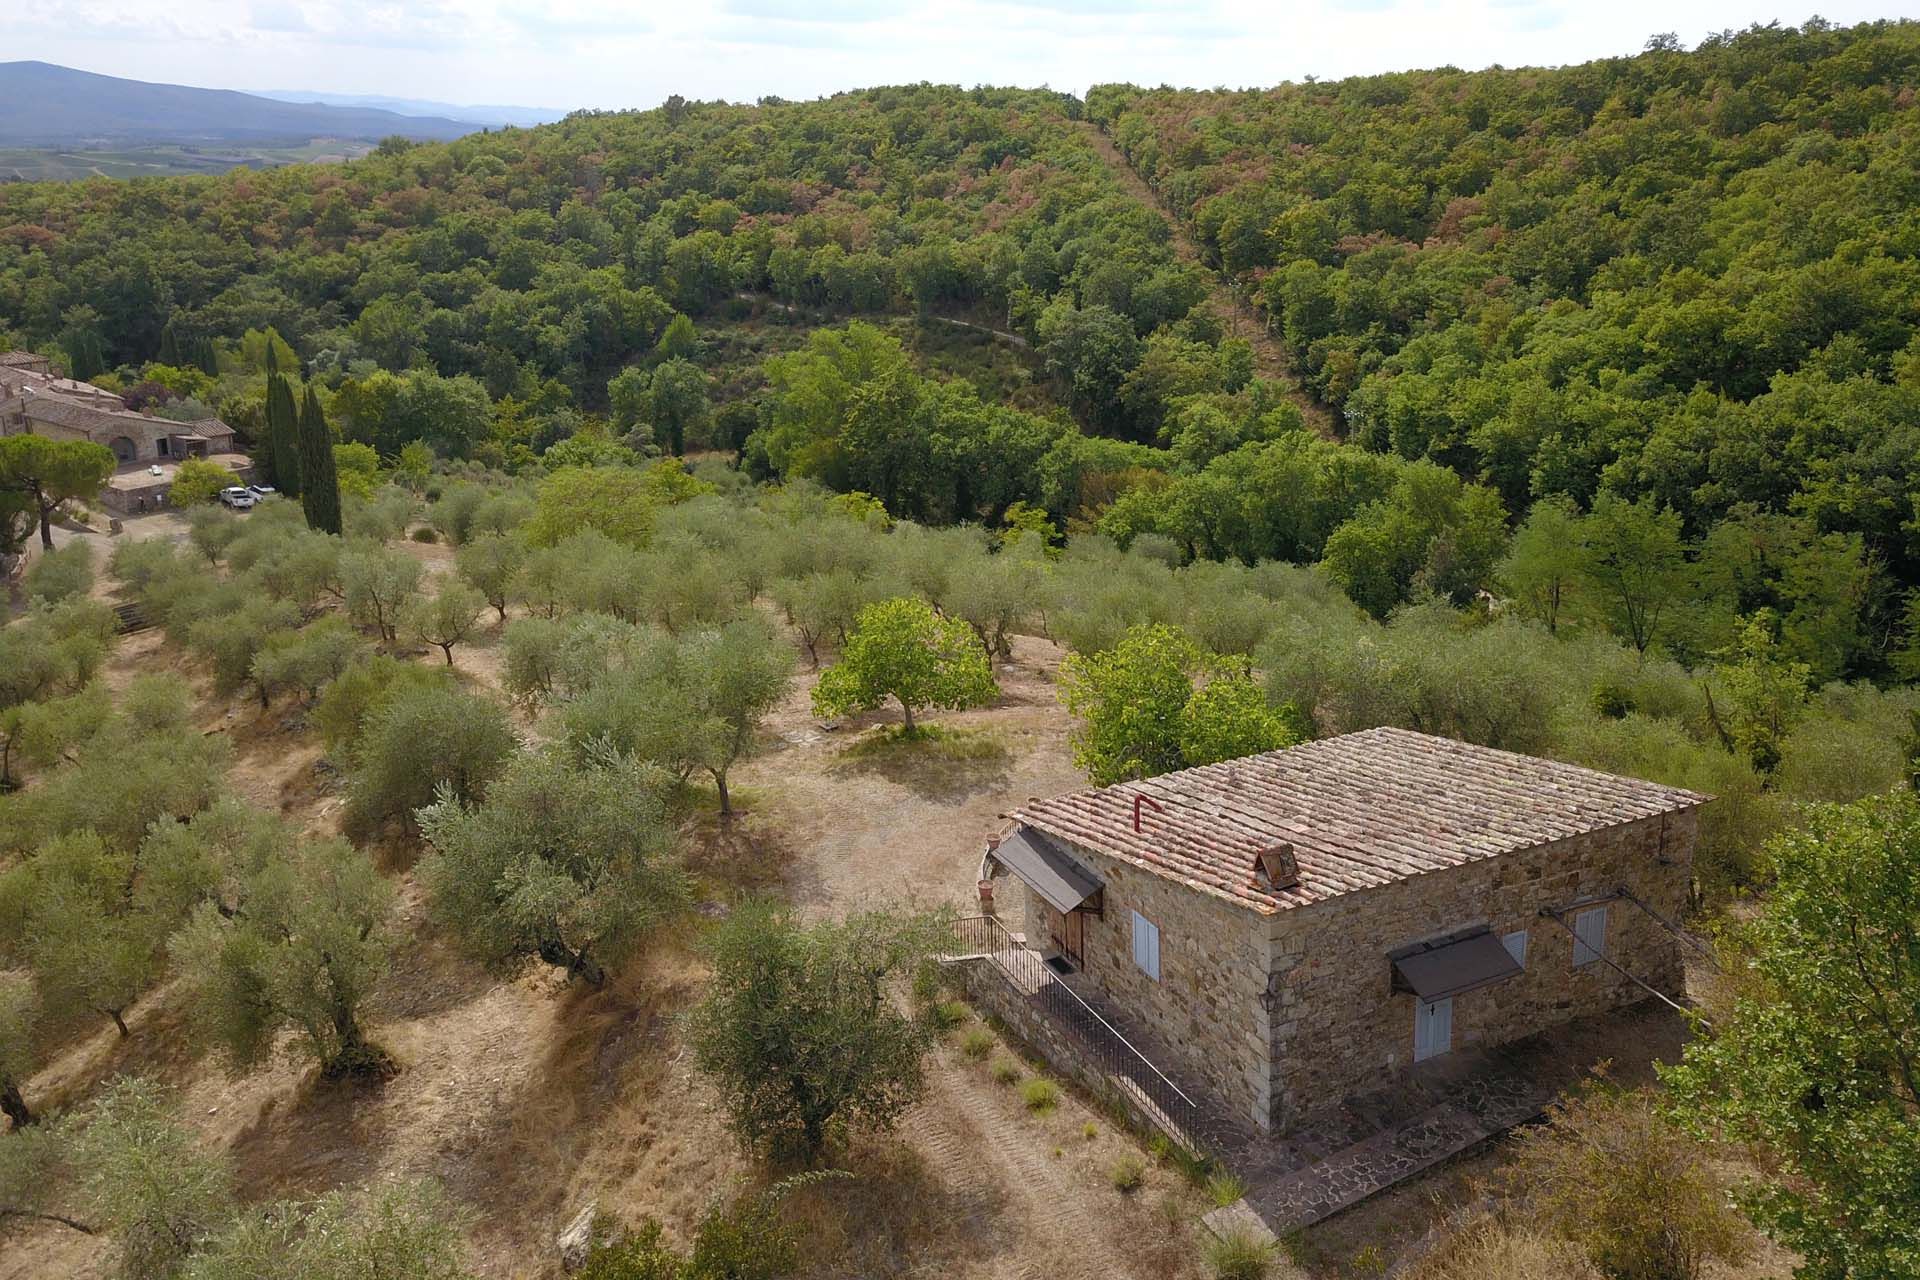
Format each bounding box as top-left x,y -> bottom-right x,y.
1203,1000 -> 1689,1235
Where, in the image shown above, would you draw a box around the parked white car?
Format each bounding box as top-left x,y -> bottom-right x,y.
218,486 -> 256,510
246,483 -> 277,499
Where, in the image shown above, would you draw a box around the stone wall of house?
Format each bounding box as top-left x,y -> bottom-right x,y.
1264,808 -> 1698,1128
1007,842 -> 1277,1130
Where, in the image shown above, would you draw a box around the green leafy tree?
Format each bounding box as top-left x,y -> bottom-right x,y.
0,437 -> 115,549
689,901 -> 942,1163
1060,623 -> 1293,785
524,466 -> 659,548
1665,790 -> 1920,1280
297,386 -> 341,534
1707,613 -> 1811,773
1498,494 -> 1586,633
811,597 -> 996,734
170,832 -> 395,1077
1178,673 -> 1301,769
1582,494 -> 1688,655
168,458 -> 232,508
648,358 -> 712,456
417,746 -> 686,985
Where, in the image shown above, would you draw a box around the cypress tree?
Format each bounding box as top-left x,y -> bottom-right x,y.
297,386 -> 341,536
263,347 -> 302,497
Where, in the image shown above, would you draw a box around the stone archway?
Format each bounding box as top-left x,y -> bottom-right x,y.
108,435 -> 137,463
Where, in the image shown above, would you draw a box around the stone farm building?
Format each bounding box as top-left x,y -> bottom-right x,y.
979,726 -> 1707,1132
0,352 -> 249,510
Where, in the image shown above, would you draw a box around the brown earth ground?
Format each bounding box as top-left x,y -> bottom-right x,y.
6,512 -> 1788,1279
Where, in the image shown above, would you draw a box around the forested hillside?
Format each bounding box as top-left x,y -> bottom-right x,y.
1090,20 -> 1920,673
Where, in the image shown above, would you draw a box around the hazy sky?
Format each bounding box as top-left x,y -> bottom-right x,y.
13,1 -> 1920,112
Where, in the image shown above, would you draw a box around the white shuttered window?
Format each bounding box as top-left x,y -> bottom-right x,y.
1572,907 -> 1608,968
1130,910 -> 1161,981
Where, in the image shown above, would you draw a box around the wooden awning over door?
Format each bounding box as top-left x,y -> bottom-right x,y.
988,826 -> 1103,914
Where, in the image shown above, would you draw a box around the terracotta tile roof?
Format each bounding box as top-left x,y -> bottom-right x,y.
1009,727 -> 1710,915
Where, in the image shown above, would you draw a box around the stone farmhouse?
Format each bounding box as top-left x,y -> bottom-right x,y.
978,726 -> 1707,1132
0,352 -> 248,510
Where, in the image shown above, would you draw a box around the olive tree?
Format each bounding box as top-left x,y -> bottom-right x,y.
180,1181 -> 472,1280
417,746 -> 687,985
0,972 -> 37,1128
70,1078 -> 234,1278
345,682 -> 516,831
24,542 -> 93,605
453,531 -> 524,622
811,597 -> 996,734
689,901 -> 944,1163
340,542 -> 423,645
170,833 -> 396,1077
683,617 -> 794,816
401,579 -> 486,665
0,831 -> 169,1037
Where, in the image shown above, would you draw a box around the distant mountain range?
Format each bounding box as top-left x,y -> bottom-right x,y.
0,62 -> 482,147
255,91 -> 564,130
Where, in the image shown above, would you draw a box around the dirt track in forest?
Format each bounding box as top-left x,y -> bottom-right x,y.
1075,121 -> 1336,438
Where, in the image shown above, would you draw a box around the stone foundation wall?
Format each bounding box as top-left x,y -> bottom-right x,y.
1266,809 -> 1697,1127
1008,844 -> 1275,1129
952,957 -> 1184,1147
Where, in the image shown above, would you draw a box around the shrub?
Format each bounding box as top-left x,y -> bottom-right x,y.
409,525 -> 438,543
930,1000 -> 969,1030
167,458 -> 232,507
1205,1171 -> 1247,1208
1020,1077 -> 1061,1113
989,1056 -> 1021,1085
959,1028 -> 994,1060
24,542 -> 93,604
1110,1154 -> 1147,1193
1505,1080 -> 1746,1280
1202,1228 -> 1278,1280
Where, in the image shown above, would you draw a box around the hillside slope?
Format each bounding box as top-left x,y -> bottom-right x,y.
0,62 -> 477,145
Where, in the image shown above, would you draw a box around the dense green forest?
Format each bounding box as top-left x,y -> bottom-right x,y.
1089,19 -> 1920,672
5,24 -> 1920,681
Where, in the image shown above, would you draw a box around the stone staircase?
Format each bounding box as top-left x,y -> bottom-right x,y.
112,600 -> 152,635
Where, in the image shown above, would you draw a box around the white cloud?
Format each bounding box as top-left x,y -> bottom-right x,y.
10,0 -> 1920,113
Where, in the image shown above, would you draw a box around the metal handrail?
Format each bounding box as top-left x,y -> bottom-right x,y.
946,914 -> 1198,1111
